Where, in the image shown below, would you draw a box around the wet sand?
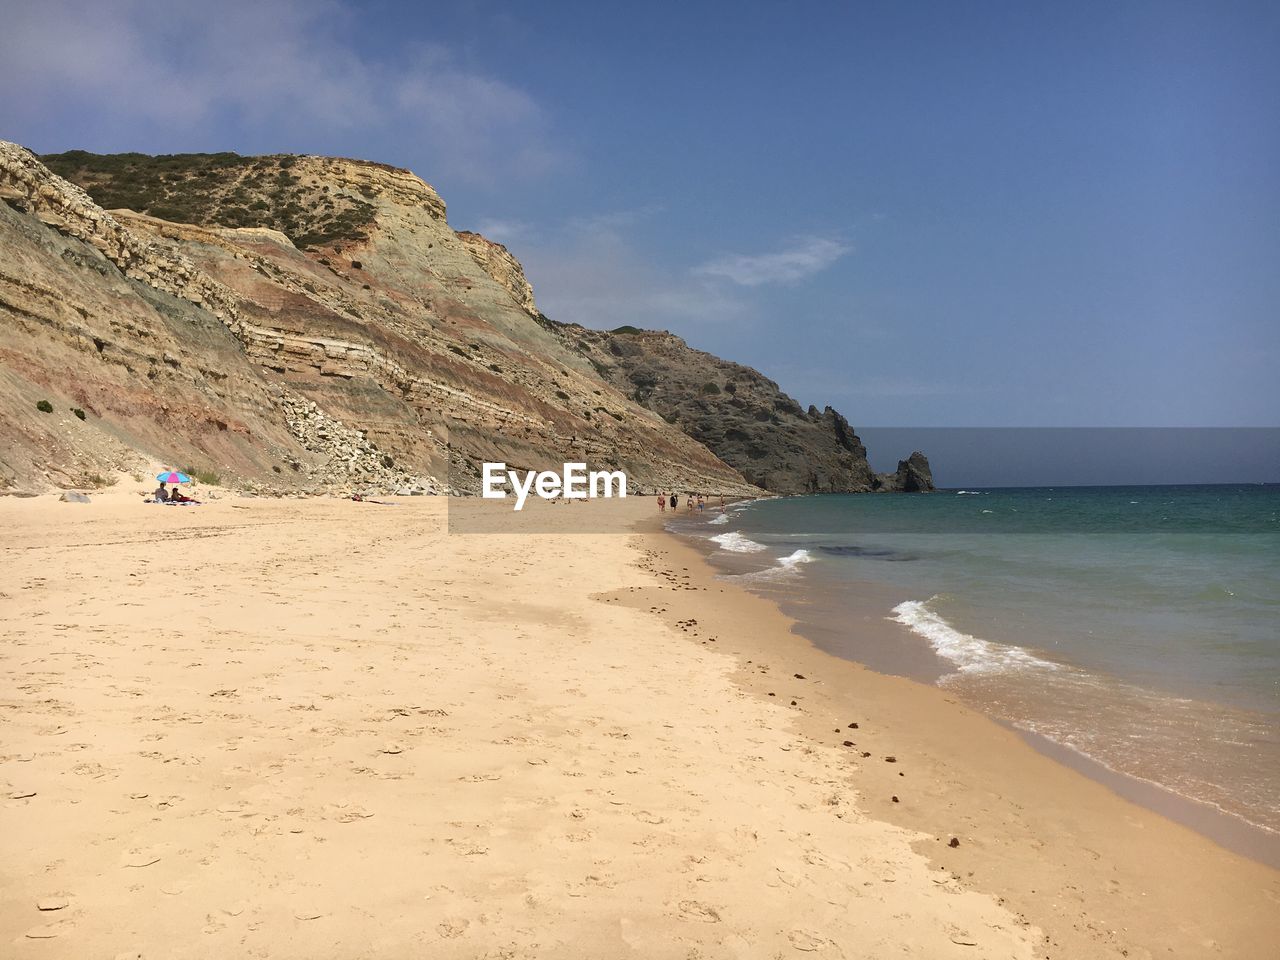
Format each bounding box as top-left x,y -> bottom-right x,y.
683,529 -> 1280,870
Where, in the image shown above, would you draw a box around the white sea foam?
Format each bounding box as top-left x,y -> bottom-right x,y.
776,548 -> 813,572
707,512 -> 731,525
731,548 -> 815,583
711,531 -> 767,553
890,598 -> 1058,675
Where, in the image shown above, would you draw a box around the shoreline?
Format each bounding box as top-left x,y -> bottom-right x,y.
639,510 -> 1280,958
676,502 -> 1280,865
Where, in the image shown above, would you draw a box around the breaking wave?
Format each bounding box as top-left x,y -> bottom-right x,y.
711,531 -> 767,553
890,598 -> 1058,674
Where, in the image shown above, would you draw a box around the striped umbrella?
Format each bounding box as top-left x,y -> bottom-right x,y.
156,470 -> 192,484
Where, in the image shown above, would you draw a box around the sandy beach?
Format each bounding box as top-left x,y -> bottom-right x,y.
2,491 -> 1277,958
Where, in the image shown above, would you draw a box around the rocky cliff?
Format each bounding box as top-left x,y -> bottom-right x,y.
456,231 -> 538,318
2,143 -> 930,498
1,143 -> 758,495
561,325 -> 932,494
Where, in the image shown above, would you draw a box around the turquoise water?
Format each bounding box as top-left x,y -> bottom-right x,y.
680,485 -> 1280,835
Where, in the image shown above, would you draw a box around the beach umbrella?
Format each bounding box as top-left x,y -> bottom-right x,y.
156,470 -> 192,484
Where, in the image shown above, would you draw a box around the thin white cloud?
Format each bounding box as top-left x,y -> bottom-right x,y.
693,237 -> 851,286
0,0 -> 565,185
514,213 -> 752,331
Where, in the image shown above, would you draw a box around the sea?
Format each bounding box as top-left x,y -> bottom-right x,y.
670,485 -> 1280,844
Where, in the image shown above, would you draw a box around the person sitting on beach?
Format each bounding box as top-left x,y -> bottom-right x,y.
168,487 -> 198,504
153,482 -> 168,503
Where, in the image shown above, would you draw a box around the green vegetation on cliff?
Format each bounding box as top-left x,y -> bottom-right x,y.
40,150 -> 375,250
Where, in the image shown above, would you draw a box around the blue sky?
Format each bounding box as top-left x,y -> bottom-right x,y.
3,0 -> 1277,432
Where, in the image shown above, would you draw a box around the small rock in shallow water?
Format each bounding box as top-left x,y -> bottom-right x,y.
948,837 -> 960,848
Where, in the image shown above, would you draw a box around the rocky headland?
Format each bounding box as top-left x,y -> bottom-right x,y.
562,325 -> 932,495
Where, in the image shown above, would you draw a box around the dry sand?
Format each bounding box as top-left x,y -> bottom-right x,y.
0,491 -> 1275,958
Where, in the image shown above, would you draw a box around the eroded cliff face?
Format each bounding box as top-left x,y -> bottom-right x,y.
565,326 -> 882,494
3,143 -> 932,498
1,143 -> 758,496
456,231 -> 538,317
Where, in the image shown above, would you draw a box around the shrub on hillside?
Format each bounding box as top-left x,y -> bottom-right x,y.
183,466 -> 220,485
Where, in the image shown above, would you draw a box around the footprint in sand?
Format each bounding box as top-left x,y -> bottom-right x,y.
676,900 -> 721,923
787,929 -> 831,952
121,851 -> 162,868
437,918 -> 470,939
25,920 -> 74,939
334,808 -> 375,824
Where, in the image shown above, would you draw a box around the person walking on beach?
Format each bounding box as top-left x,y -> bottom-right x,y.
657,493 -> 666,512
670,493 -> 679,511
697,495 -> 705,512
687,495 -> 694,513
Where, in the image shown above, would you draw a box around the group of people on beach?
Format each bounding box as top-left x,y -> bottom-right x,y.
153,482 -> 199,505
658,492 -> 723,513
